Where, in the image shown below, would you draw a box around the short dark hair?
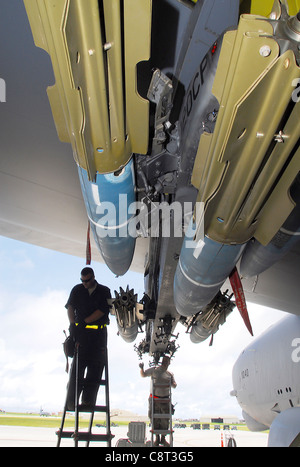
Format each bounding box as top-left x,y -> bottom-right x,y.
81,267 -> 95,277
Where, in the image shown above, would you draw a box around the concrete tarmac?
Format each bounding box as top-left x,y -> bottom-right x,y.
0,424 -> 268,448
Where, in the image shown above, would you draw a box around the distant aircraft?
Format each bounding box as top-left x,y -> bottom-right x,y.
1,0 -> 300,444
40,408 -> 51,417
231,314 -> 300,447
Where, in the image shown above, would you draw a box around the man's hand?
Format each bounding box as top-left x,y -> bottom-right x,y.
69,323 -> 76,339
69,321 -> 85,343
85,308 -> 104,324
139,362 -> 146,378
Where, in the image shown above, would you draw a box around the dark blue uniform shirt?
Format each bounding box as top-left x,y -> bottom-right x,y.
65,281 -> 111,326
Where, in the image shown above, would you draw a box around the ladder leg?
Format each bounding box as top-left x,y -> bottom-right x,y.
151,398 -> 154,447
56,349 -> 78,447
169,389 -> 173,447
56,406 -> 66,447
103,348 -> 112,447
74,345 -> 80,447
56,390 -> 69,447
86,410 -> 95,448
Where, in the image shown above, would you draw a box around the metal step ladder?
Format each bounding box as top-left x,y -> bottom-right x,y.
150,381 -> 173,447
56,346 -> 114,447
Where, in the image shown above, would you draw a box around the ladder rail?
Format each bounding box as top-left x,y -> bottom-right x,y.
86,409 -> 95,448
150,380 -> 173,447
56,344 -> 80,447
104,350 -> 112,447
74,344 -> 80,447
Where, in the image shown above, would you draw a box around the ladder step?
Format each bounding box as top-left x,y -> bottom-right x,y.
82,379 -> 107,387
153,414 -> 172,418
56,430 -> 73,439
57,431 -> 114,442
78,433 -> 115,442
77,404 -> 108,413
151,429 -> 173,435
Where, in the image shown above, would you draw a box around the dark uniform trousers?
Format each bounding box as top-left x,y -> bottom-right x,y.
66,327 -> 107,411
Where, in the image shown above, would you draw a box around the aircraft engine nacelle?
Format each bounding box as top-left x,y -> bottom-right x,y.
241,410 -> 269,433
231,314 -> 300,447
268,407 -> 300,447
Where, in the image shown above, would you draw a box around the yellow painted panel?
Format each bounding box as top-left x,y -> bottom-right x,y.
287,0 -> 300,15
24,0 -> 152,178
241,0 -> 300,16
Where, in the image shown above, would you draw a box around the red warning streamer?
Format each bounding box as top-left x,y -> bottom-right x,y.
86,221 -> 91,265
229,267 -> 253,336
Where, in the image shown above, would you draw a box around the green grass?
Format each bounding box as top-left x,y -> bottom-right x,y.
0,413 -> 265,432
0,416 -> 80,429
0,413 -> 129,429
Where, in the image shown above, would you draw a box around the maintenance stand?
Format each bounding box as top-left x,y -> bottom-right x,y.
56,346 -> 114,447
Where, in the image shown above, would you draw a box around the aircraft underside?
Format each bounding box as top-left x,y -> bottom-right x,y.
23,0 -> 300,363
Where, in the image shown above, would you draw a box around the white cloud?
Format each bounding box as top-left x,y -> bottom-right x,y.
0,245 -> 35,272
0,288 -> 69,411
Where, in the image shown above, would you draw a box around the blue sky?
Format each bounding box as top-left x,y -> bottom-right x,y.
0,234 -> 286,419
